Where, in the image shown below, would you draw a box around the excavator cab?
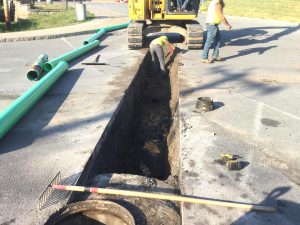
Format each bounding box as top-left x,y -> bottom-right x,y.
128,0 -> 203,49
167,0 -> 200,14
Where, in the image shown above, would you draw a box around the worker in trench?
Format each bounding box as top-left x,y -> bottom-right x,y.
149,35 -> 176,77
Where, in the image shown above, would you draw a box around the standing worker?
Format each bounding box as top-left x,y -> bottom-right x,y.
150,35 -> 175,76
201,0 -> 232,63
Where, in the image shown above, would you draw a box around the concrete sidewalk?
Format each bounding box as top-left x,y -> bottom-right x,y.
0,3 -> 128,42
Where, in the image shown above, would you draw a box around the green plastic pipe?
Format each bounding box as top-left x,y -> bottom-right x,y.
84,22 -> 130,45
27,54 -> 48,81
0,61 -> 69,139
103,22 -> 130,32
43,40 -> 100,72
96,22 -> 130,33
83,29 -> 106,45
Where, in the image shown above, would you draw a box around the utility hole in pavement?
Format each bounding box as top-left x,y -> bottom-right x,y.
86,50 -> 180,182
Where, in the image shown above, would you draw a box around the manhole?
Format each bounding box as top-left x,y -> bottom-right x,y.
45,200 -> 135,225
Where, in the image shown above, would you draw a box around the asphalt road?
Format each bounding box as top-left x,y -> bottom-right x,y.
179,14 -> 300,225
0,2 -> 299,225
86,2 -> 129,17
0,29 -> 144,224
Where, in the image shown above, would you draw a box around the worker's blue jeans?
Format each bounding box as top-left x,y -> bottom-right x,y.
202,24 -> 221,59
177,0 -> 182,10
181,0 -> 190,10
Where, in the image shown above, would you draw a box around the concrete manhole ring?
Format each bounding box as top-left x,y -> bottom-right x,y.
45,200 -> 135,225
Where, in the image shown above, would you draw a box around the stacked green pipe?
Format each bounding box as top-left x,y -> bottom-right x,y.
0,61 -> 69,139
43,40 -> 100,72
0,22 -> 130,139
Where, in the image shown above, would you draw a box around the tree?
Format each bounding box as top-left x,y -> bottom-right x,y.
3,0 -> 11,31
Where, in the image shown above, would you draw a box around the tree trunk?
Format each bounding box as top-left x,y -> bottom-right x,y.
3,0 -> 11,31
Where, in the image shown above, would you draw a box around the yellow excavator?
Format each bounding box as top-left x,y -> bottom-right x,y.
128,0 -> 203,49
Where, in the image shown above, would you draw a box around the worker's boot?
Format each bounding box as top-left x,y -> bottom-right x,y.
212,56 -> 223,62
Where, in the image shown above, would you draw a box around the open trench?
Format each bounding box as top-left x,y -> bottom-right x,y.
88,50 -> 179,181
46,50 -> 181,225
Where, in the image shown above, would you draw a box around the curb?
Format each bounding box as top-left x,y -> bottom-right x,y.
0,2 -> 129,43
0,29 -> 97,42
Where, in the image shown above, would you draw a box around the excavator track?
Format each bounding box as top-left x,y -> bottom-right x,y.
128,21 -> 144,49
186,23 -> 203,50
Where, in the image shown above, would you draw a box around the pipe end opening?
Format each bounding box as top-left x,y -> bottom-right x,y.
43,63 -> 53,72
27,71 -> 38,81
83,41 -> 89,45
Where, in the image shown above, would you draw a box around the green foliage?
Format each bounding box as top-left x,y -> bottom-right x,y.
33,3 -> 68,10
0,6 -> 4,21
0,8 -> 94,32
200,0 -> 300,22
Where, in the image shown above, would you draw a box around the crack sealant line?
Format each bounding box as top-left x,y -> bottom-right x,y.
61,38 -> 75,50
235,92 -> 300,121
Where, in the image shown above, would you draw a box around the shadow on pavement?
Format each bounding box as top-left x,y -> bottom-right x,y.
40,111 -> 112,138
0,37 -> 114,154
0,68 -> 83,154
232,186 -> 300,225
0,218 -> 16,225
218,25 -> 300,59
180,66 -> 283,97
223,25 -> 300,46
222,45 -> 277,60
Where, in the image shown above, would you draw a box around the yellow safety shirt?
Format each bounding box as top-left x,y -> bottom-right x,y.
206,0 -> 222,25
151,36 -> 168,46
